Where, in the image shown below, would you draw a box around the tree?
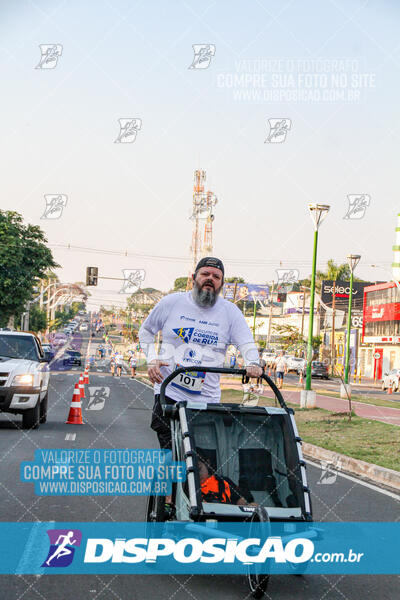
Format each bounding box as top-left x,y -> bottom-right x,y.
272,324 -> 321,356
28,304 -> 47,332
173,277 -> 189,291
296,258 -> 365,293
0,211 -> 59,327
225,277 -> 245,283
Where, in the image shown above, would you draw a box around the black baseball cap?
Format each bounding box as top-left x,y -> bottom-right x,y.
194,256 -> 225,277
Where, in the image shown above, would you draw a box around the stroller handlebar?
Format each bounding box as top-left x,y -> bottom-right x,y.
158,366 -> 290,412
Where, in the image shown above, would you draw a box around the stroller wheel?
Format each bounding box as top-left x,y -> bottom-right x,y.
145,495 -> 167,565
246,507 -> 270,598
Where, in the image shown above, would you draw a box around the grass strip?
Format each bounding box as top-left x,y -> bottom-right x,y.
221,388 -> 400,472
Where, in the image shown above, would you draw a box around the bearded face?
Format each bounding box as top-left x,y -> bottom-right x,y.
192,267 -> 223,308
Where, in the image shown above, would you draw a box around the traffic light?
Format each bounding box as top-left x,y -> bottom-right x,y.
277,290 -> 287,303
86,267 -> 98,286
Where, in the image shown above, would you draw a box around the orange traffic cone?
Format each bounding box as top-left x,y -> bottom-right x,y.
387,381 -> 393,395
268,367 -> 271,377
83,369 -> 89,385
78,375 -> 85,399
299,370 -> 303,384
66,384 -> 84,424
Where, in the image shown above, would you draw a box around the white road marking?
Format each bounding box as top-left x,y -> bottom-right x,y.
15,521 -> 55,574
65,433 -> 76,441
305,458 -> 400,501
134,378 -> 153,390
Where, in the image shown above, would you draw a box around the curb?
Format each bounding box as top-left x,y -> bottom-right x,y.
302,442 -> 400,493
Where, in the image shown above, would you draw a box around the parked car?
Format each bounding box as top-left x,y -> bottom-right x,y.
62,350 -> 82,367
41,344 -> 55,361
0,331 -> 50,429
286,356 -> 307,374
52,333 -> 67,348
302,361 -> 329,379
381,369 -> 400,392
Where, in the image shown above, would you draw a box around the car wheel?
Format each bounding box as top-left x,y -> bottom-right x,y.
393,381 -> 399,393
40,392 -> 48,424
22,401 -> 40,430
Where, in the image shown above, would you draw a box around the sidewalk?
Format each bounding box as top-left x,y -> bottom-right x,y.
220,377 -> 400,427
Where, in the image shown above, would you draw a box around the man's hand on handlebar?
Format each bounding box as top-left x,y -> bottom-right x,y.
148,360 -> 169,384
246,365 -> 262,378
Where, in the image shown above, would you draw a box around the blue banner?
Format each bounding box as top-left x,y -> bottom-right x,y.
3,522 -> 399,575
223,284 -> 269,302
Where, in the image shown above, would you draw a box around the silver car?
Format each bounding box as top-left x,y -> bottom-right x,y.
286,356 -> 307,374
381,369 -> 400,392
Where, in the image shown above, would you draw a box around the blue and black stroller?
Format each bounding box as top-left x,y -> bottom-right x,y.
146,366 -> 313,597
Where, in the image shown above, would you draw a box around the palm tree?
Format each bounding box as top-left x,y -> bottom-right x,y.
298,259 -> 358,293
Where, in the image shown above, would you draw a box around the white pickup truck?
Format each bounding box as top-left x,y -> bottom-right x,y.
0,330 -> 50,429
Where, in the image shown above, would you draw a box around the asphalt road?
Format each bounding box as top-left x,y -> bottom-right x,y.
0,334 -> 398,599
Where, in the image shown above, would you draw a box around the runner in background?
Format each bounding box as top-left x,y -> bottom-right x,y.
129,353 -> 137,379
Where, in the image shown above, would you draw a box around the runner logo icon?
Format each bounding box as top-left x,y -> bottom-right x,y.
42,529 -> 82,567
173,327 -> 194,344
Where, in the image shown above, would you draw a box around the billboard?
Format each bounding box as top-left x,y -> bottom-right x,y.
223,283 -> 269,302
321,280 -> 373,311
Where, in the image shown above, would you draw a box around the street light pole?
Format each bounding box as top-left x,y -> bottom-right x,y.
305,204 -> 330,392
344,254 -> 361,384
252,294 -> 257,338
305,228 -> 318,391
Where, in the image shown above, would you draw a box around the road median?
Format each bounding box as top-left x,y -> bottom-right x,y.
302,442 -> 400,493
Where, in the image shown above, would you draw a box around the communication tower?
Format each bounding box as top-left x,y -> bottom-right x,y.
189,170 -> 218,278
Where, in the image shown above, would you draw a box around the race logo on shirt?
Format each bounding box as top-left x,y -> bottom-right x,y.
173,327 -> 219,346
173,327 -> 195,344
192,330 -> 218,346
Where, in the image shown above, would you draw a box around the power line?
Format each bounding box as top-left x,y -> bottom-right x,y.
49,243 -> 393,270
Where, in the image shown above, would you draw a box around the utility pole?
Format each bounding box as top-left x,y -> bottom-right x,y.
316,301 -> 321,337
39,280 -> 44,310
252,296 -> 257,338
46,281 -> 51,334
300,286 -> 306,339
330,280 -> 336,376
267,282 -> 275,347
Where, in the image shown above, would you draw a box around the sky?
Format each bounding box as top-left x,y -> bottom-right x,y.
1,0 -> 399,309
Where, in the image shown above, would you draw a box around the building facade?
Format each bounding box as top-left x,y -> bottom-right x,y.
361,281 -> 400,378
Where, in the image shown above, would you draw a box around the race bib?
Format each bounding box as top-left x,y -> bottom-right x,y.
171,367 -> 205,395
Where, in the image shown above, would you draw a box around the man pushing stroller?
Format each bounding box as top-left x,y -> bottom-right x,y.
139,256 -> 262,450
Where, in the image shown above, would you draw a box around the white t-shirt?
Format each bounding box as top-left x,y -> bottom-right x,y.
139,291 -> 259,403
115,354 -> 124,365
275,356 -> 287,372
